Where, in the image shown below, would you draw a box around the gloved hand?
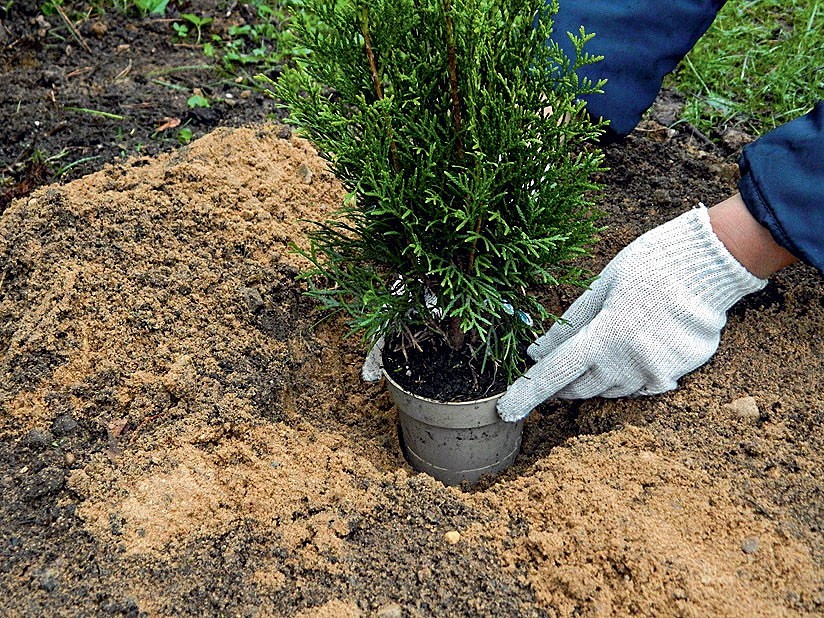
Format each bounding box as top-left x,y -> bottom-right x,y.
496,206 -> 768,422
362,336 -> 384,382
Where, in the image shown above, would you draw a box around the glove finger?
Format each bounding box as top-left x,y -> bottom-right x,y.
553,366 -> 616,399
497,338 -> 589,422
598,381 -> 647,398
527,320 -> 578,360
361,336 -> 385,382
555,365 -> 680,400
528,281 -> 611,361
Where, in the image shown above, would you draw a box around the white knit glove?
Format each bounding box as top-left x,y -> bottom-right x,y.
362,336 -> 384,382
496,206 -> 768,422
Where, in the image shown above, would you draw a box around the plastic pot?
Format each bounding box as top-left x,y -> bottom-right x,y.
384,371 -> 524,486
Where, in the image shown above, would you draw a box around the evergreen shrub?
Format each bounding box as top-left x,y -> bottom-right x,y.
272,0 -> 606,382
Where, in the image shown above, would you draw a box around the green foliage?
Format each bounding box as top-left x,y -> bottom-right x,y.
128,0 -> 168,16
162,1 -> 304,76
272,0 -> 606,378
173,13 -> 213,44
177,127 -> 194,144
186,94 -> 210,108
666,0 -> 823,136
218,0 -> 303,73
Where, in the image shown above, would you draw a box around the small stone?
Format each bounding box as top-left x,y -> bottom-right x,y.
64,452 -> 76,467
444,530 -> 461,545
297,163 -> 313,184
52,414 -> 79,437
239,286 -> 264,313
741,536 -> 760,555
91,21 -> 108,37
37,569 -> 59,593
376,602 -> 403,618
672,587 -> 688,601
20,429 -> 54,451
725,396 -> 760,420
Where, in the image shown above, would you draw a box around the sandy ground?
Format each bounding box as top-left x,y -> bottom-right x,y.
1,123 -> 822,617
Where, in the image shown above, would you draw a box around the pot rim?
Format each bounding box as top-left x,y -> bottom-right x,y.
382,369 -> 505,406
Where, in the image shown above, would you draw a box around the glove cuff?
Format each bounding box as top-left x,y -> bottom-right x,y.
668,206 -> 768,309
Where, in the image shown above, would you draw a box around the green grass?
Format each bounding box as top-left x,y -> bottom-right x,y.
665,0 -> 823,137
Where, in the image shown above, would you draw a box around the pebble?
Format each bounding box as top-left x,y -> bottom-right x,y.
376,603 -> 403,618
724,396 -> 760,420
52,414 -> 79,437
239,286 -> 264,313
20,429 -> 54,451
672,587 -> 688,601
741,536 -> 760,555
444,530 -> 461,545
91,21 -> 108,37
37,569 -> 59,593
297,163 -> 313,184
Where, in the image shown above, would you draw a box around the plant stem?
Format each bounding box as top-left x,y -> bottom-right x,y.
443,0 -> 471,351
443,1 -> 482,281
443,0 -> 464,160
359,5 -> 400,173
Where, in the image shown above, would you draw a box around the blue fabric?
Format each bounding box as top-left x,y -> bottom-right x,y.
738,103 -> 824,274
550,0 -> 727,137
550,1 -> 824,274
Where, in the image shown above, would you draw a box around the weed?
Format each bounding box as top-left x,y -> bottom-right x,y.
174,13 -> 213,44
129,0 -> 168,16
186,94 -> 210,109
171,0 -> 306,79
177,127 -> 194,145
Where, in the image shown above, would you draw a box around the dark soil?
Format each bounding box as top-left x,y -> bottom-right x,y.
1,5 -> 823,618
0,1 -> 283,213
382,334 -> 512,402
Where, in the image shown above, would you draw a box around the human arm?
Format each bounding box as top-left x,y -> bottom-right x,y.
550,0 -> 727,139
495,202 -> 776,422
709,194 -> 798,279
495,102 -> 824,421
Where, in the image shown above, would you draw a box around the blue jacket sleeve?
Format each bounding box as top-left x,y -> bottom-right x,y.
550,0 -> 727,138
738,103 -> 824,275
551,2 -> 824,275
